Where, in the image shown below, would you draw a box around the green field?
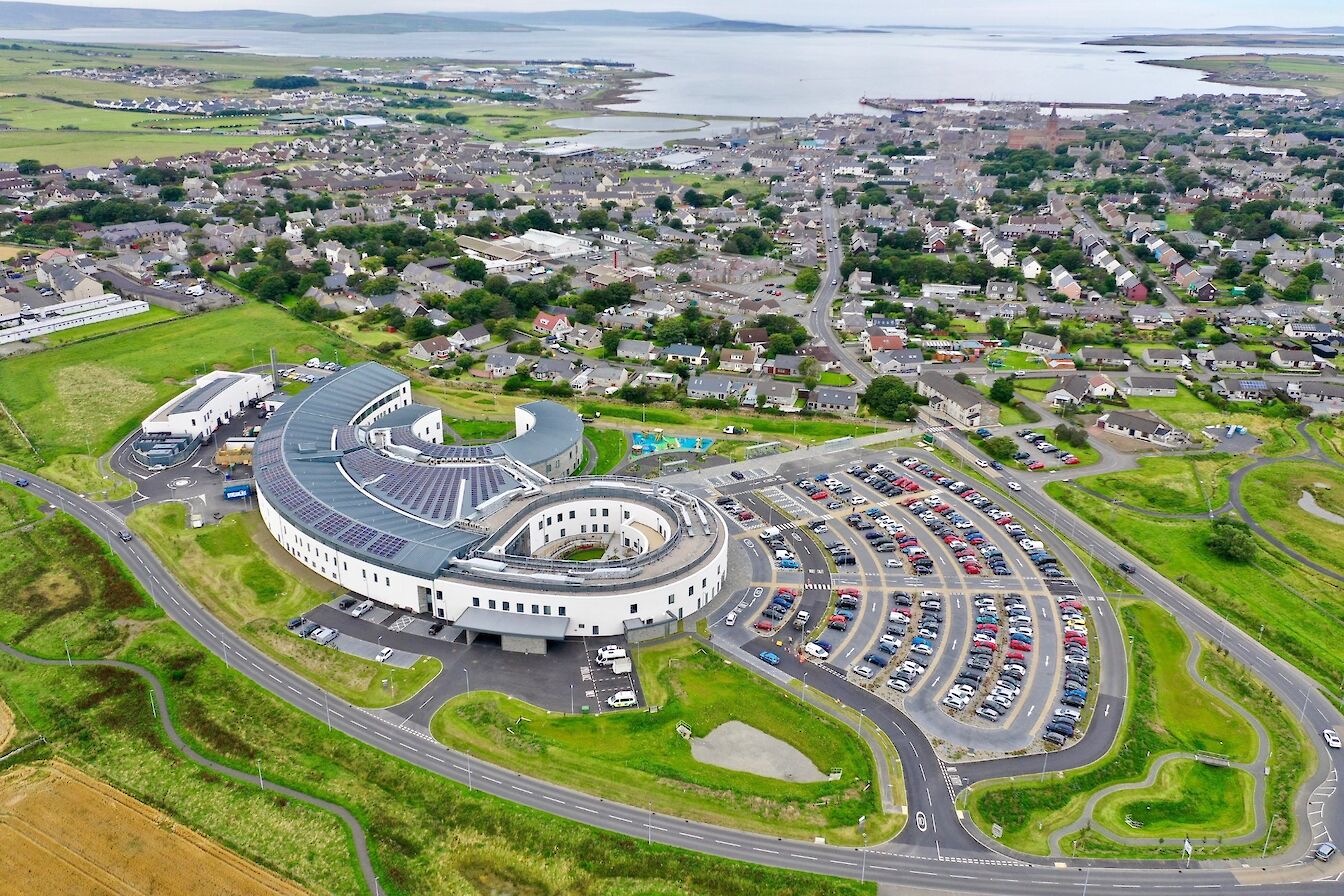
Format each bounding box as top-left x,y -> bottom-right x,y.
1081,454 -> 1250,514
0,496 -> 873,896
1164,211 -> 1194,232
1154,54 -> 1344,98
578,399 -> 889,446
966,601 -> 1272,858
1047,483 -> 1344,696
39,304 -> 181,347
431,638 -> 899,845
621,168 -> 767,198
1240,461 -> 1344,576
447,418 -> 515,441
129,504 -> 439,708
1127,385 -> 1305,455
986,349 -> 1045,371
0,303 -> 351,466
585,425 -> 629,474
1093,760 -> 1255,839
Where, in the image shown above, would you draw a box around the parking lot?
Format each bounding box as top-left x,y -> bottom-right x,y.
702,447 -> 1102,757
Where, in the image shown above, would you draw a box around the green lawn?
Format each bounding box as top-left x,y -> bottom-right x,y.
1240,461 -> 1344,576
966,600 -> 1263,857
0,302 -> 352,466
1093,760 -> 1255,840
431,638 -> 900,845
1165,211 -> 1194,232
129,504 -> 438,708
447,418 -> 515,441
32,452 -> 136,501
0,125 -> 283,168
0,498 -> 162,659
818,371 -> 856,386
1080,453 -> 1251,514
585,425 -> 629,474
578,400 -> 890,447
0,508 -> 874,896
986,349 -> 1045,371
1127,386 -> 1306,456
39,304 -> 180,347
1046,483 -> 1344,696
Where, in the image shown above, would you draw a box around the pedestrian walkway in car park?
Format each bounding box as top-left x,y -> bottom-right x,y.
706,467 -> 772,487
758,485 -> 807,517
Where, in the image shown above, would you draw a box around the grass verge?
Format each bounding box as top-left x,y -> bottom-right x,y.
128,504 -> 438,708
430,638 -> 898,845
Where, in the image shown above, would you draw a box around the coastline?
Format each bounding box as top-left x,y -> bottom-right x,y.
1140,55 -> 1338,99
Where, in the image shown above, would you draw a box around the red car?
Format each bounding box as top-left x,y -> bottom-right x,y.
738,510 -> 755,521
977,623 -> 999,634
1064,457 -> 1081,465
777,586 -> 800,597
753,620 -> 774,632
1028,461 -> 1046,471
1009,641 -> 1032,652
1006,651 -> 1026,662
811,490 -> 829,500
973,638 -> 997,651
964,564 -> 982,574
893,607 -> 912,617
836,587 -> 861,597
1058,600 -> 1083,610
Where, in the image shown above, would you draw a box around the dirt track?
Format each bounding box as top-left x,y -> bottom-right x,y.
0,761 -> 311,896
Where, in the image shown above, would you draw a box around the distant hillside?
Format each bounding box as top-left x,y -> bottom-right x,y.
443,10 -> 722,28
1088,32 -> 1344,47
663,19 -> 812,33
0,2 -> 536,32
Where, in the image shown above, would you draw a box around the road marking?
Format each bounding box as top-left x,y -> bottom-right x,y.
512,786 -> 533,795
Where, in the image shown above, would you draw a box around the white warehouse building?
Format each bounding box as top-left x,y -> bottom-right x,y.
253,363 -> 728,650
131,370 -> 272,467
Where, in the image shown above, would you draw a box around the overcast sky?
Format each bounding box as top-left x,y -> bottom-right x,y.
26,0 -> 1344,29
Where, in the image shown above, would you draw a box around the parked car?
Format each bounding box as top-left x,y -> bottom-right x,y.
758,651 -> 781,666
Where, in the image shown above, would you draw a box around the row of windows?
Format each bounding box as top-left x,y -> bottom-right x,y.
470,596 -> 567,616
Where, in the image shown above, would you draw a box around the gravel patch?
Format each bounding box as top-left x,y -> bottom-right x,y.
690,720 -> 825,782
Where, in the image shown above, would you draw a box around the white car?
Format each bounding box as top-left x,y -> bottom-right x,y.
975,460 -> 989,468
1325,729 -> 1343,749
1006,481 -> 1022,491
724,611 -> 737,627
375,646 -> 393,663
805,642 -> 831,660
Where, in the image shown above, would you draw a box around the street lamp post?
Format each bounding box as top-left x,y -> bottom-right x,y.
256,758 -> 264,791
1262,813 -> 1278,858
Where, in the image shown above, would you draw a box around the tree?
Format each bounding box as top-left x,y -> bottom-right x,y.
1026,305 -> 1041,324
405,317 -> 436,340
15,159 -> 41,175
983,436 -> 1017,460
601,328 -> 623,358
1207,517 -> 1255,563
986,317 -> 1008,340
654,194 -> 674,213
863,376 -> 918,421
453,256 -> 486,283
767,333 -> 796,357
291,297 -> 320,321
988,377 -> 1015,404
1244,282 -> 1265,301
793,267 -> 820,293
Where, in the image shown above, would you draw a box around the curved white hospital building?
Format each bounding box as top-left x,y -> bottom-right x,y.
254,362 -> 728,647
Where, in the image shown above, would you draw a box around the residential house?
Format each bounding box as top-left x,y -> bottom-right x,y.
1215,378 -> 1276,403
1097,409 -> 1187,447
532,358 -> 577,383
1049,265 -> 1082,301
1285,321 -> 1333,340
862,325 -> 906,354
1019,331 -> 1064,356
1122,375 -> 1178,398
1202,345 -> 1258,371
483,351 -> 528,379
575,365 -> 628,394
718,347 -> 759,374
735,327 -> 770,351
755,379 -> 799,410
806,386 -> 859,414
408,335 -> 455,362
686,374 -> 747,402
617,338 -> 656,362
872,349 -> 924,375
762,354 -> 804,377
532,310 -> 572,338
916,372 -> 999,428
1078,347 -> 1130,368
1143,347 -> 1186,369
447,323 -> 492,352
663,343 -> 709,367
1045,375 -> 1091,409
1270,348 -> 1320,371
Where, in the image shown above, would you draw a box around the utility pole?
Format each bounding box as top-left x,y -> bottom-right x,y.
257,759 -> 264,791
64,638 -> 72,667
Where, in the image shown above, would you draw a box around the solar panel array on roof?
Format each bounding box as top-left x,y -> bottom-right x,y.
388,426 -> 503,461
365,463 -> 516,521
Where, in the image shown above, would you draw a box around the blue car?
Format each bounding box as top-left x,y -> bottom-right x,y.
1064,688 -> 1087,700
778,559 -> 800,569
759,651 -> 781,666
815,640 -> 833,652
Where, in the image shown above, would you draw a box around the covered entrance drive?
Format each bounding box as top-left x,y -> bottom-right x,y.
450,608 -> 570,655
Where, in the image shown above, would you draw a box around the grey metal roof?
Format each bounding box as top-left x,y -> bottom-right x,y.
371,402 -> 438,429
254,363 -> 484,578
453,607 -> 570,640
502,400 -> 582,468
171,373 -> 247,415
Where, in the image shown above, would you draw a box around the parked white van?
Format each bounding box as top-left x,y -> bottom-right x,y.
596,646 -> 628,666
606,690 -> 638,708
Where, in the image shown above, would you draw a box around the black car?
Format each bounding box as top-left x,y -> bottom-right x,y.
428,621 -> 445,636
731,470 -> 746,481
1119,562 -> 1136,574
286,616 -> 305,629
1046,721 -> 1075,737
338,597 -> 357,610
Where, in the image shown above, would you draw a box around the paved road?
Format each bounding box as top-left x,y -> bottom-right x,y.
1069,201 -> 1178,306
5,459 -> 1343,893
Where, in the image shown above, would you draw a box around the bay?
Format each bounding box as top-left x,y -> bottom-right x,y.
0,25 -> 1306,116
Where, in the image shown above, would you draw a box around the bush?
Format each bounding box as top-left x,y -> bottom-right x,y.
253,75 -> 319,89
1208,517 -> 1255,563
